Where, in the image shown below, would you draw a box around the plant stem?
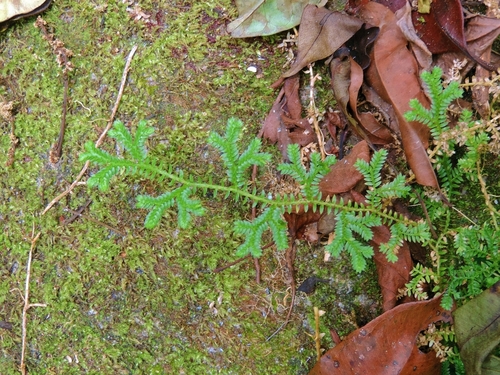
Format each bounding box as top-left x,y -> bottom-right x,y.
125,159 -> 416,226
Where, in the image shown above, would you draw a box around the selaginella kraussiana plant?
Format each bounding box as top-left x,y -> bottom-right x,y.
80,117 -> 430,272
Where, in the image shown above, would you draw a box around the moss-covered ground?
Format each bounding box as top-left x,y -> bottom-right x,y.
0,1 -> 383,374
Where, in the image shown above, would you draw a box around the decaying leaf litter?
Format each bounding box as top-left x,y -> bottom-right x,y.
2,0 -> 500,373
234,0 -> 500,373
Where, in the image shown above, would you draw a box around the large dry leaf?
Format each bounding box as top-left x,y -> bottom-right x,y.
319,140 -> 370,196
373,0 -> 495,70
371,225 -> 413,311
279,5 -> 363,80
0,0 -> 50,23
227,0 -> 327,38
347,56 -> 393,144
330,55 -> 392,145
358,2 -> 439,188
259,75 -> 316,159
308,296 -> 453,375
454,281 -> 500,375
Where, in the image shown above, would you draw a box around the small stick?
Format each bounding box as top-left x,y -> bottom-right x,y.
213,255 -> 250,273
20,227 -> 46,375
313,306 -> 324,361
50,70 -> 69,163
42,45 -> 138,215
62,199 -> 92,225
64,208 -> 126,236
307,63 -> 326,160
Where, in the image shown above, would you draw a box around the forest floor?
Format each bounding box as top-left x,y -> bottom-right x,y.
0,1 -> 382,374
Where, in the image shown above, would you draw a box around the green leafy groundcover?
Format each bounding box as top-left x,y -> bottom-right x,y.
81,117 -> 429,270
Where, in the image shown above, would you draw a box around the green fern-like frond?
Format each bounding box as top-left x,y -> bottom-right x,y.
107,119 -> 154,162
325,211 -> 381,272
86,166 -> 121,191
81,117 -> 431,272
355,150 -> 410,208
278,144 -> 336,200
233,206 -> 288,257
355,149 -> 386,188
405,67 -> 463,139
208,117 -> 271,187
136,186 -> 204,229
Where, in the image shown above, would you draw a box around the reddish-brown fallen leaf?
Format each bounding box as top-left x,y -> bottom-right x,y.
259,75 -> 316,158
319,140 -> 370,196
308,296 -> 453,375
372,0 -> 495,70
371,225 -> 413,311
284,209 -> 322,241
330,54 -> 392,145
412,0 -> 495,70
274,4 -> 363,86
347,56 -> 393,144
358,2 -> 439,188
394,1 -> 432,71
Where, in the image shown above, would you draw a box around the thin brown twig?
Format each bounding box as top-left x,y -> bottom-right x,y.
64,209 -> 126,236
34,17 -> 74,164
212,255 -> 250,273
20,227 -> 46,375
50,70 -> 70,163
307,63 -> 326,160
61,199 -> 92,225
42,45 -> 138,215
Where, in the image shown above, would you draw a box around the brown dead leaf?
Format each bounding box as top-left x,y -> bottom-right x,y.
371,225 -> 413,311
358,2 -> 439,188
284,209 -> 322,240
259,75 -> 316,158
330,55 -> 392,145
308,296 -> 453,375
319,140 -> 370,196
346,56 -> 393,144
394,1 -> 432,71
373,0 -> 496,70
278,5 -> 363,81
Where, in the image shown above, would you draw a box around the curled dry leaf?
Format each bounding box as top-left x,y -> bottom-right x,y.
284,209 -> 322,240
358,1 -> 439,188
319,140 -> 370,196
273,4 -> 364,87
394,1 -> 432,71
0,0 -> 51,28
259,75 -> 316,159
454,281 -> 500,375
346,56 -> 393,144
371,225 -> 413,311
227,0 -> 327,38
308,296 -> 453,375
330,55 -> 392,146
